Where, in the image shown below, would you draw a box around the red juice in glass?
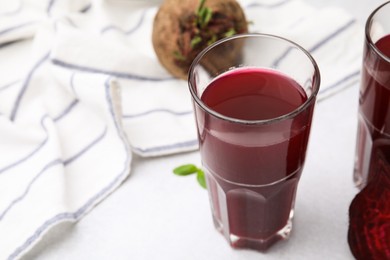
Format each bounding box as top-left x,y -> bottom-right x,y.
348,3 -> 390,257
354,33 -> 390,188
197,67 -> 312,250
199,68 -> 311,250
189,34 -> 320,251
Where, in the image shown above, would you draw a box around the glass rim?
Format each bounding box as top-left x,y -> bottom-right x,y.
366,1 -> 390,64
188,33 -> 321,125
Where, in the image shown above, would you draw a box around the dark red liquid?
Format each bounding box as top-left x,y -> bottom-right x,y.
194,68 -> 315,250
354,34 -> 390,188
201,68 -> 307,121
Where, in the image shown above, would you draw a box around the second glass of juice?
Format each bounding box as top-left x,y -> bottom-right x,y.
188,34 -> 320,251
354,1 -> 390,189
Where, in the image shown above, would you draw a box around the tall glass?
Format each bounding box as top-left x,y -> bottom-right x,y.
188,34 -> 320,251
354,2 -> 390,189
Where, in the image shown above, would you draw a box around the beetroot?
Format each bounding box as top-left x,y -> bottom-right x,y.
348,148 -> 390,259
152,0 -> 248,79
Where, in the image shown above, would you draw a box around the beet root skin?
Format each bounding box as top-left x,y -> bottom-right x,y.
152,0 -> 248,79
348,150 -> 390,260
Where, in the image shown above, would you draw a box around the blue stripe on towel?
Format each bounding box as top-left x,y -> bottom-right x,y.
308,19 -> 356,53
319,70 -> 360,97
0,159 -> 62,222
53,99 -> 79,121
51,58 -> 175,81
0,117 -> 49,175
48,0 -> 92,16
0,80 -> 20,91
64,126 -> 108,165
7,78 -> 132,260
0,40 -> 25,49
0,21 -> 38,37
274,20 -> 357,68
80,3 -> 92,13
99,1 -> 291,36
47,0 -> 56,15
0,126 -> 108,221
101,8 -> 148,35
0,100 -> 79,175
245,0 -> 291,9
10,52 -> 50,121
123,109 -> 193,119
133,139 -> 198,154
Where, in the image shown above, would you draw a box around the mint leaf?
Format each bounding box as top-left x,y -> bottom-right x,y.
173,164 -> 207,189
173,164 -> 198,176
196,169 -> 207,189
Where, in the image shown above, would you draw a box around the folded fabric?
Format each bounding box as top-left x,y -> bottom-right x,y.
1,0 -> 363,157
0,2 -> 132,260
0,0 -> 363,259
0,0 -> 90,45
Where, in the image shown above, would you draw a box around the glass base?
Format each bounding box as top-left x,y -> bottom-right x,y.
230,219 -> 292,251
206,167 -> 300,252
212,211 -> 294,251
353,115 -> 372,190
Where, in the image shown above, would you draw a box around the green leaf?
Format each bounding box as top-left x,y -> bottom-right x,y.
173,164 -> 198,176
196,0 -> 212,28
201,8 -> 212,27
224,28 -> 236,37
196,169 -> 207,189
190,35 -> 202,48
173,163 -> 207,189
198,8 -> 207,27
173,51 -> 186,61
207,34 -> 217,46
197,0 -> 206,14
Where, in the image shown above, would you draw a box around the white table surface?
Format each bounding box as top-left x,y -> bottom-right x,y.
23,0 -> 386,259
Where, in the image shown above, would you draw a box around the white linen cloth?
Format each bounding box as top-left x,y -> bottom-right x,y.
0,0 -> 362,259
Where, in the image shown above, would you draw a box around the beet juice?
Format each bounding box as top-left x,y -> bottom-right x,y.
195,67 -> 314,250
354,34 -> 390,188
189,33 -> 319,252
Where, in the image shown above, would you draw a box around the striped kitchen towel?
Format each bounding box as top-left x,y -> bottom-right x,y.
0,0 -> 362,259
